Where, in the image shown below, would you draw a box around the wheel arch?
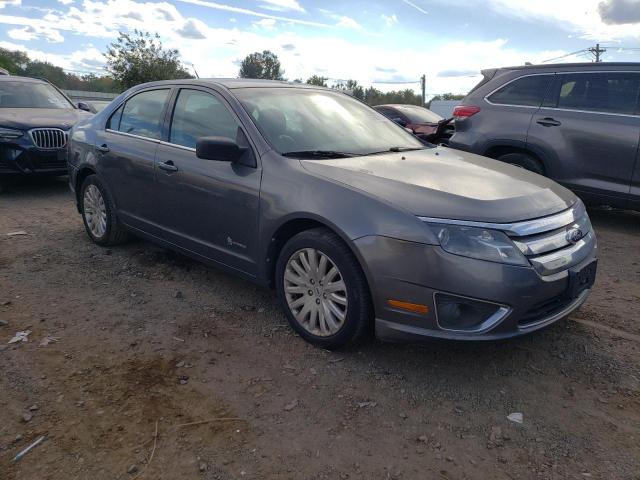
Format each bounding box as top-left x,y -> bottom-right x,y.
483,143 -> 547,174
74,165 -> 97,212
264,215 -> 374,293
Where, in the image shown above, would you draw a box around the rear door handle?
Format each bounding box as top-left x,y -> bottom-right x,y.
158,160 -> 178,172
536,117 -> 561,127
96,144 -> 109,153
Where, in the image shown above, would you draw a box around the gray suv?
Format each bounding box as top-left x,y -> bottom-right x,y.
67,79 -> 597,349
449,62 -> 640,212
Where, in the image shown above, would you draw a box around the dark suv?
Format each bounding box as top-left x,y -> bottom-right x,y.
0,75 -> 91,177
449,62 -> 640,211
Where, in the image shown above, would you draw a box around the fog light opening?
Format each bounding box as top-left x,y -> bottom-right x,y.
434,293 -> 509,333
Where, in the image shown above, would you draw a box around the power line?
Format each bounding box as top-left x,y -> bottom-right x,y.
588,43 -> 606,62
542,49 -> 589,63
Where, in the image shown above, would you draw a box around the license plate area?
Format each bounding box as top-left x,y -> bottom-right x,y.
568,259 -> 597,298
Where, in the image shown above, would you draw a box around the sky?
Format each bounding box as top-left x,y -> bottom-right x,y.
1,0 -> 640,96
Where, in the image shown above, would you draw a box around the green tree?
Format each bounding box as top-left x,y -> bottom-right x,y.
238,50 -> 285,80
105,30 -> 192,89
0,48 -> 29,74
306,75 -> 328,87
332,79 -> 365,101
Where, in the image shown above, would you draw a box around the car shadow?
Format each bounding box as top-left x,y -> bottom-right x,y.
0,175 -> 70,197
588,205 -> 640,234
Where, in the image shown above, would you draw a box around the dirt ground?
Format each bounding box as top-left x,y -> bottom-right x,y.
1,177 -> 639,480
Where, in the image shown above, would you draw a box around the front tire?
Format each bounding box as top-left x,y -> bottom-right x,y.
275,228 -> 373,349
80,175 -> 128,246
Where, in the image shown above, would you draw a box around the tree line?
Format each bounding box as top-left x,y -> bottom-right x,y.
0,30 -> 462,106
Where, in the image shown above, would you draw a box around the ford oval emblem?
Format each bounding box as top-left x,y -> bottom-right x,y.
566,228 -> 583,244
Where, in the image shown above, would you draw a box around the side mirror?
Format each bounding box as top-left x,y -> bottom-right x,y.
392,117 -> 407,127
77,101 -> 93,112
196,136 -> 246,162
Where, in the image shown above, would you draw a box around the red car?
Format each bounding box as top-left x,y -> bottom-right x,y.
374,104 -> 454,144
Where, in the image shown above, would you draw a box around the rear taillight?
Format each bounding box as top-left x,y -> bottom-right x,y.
453,105 -> 481,119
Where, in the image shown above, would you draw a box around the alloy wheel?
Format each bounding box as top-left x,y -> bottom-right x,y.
283,248 -> 348,337
83,184 -> 107,238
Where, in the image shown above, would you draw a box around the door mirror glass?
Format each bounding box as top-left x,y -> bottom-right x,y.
196,136 -> 246,162
77,101 -> 93,112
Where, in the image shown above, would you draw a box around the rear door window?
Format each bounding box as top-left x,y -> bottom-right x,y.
557,72 -> 640,115
116,89 -> 170,140
487,75 -> 553,107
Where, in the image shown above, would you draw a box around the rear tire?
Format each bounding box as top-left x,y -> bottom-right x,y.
275,228 -> 373,350
80,175 -> 129,246
498,152 -> 544,175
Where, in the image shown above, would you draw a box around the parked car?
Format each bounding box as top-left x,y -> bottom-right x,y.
449,62 -> 640,212
67,79 -> 597,349
0,76 -> 92,177
374,104 -> 454,144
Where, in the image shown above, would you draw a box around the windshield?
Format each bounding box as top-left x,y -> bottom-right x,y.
234,88 -> 424,156
0,81 -> 75,109
393,105 -> 442,124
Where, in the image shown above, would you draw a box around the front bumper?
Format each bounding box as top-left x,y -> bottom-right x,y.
354,235 -> 597,342
0,142 -> 68,176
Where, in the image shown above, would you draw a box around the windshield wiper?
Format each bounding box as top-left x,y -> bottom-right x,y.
363,146 -> 428,156
281,150 -> 359,159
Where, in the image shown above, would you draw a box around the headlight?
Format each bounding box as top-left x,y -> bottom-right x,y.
0,128 -> 23,139
426,223 -> 528,266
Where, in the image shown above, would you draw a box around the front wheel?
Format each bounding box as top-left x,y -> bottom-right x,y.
275,228 -> 373,350
80,175 -> 128,246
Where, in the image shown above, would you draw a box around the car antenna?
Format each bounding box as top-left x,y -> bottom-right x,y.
192,64 -> 200,79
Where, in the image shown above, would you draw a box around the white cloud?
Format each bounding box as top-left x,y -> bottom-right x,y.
0,0 -> 21,9
57,0 -> 74,5
463,0 -> 640,40
176,0 -> 329,27
8,25 -> 64,43
260,0 -> 304,13
0,40 -> 104,73
253,18 -> 277,30
381,13 -> 398,26
335,16 -> 362,30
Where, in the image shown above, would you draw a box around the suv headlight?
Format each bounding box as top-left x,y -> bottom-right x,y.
0,128 -> 23,139
426,223 -> 528,266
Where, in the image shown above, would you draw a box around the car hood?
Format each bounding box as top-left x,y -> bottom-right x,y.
300,147 -> 576,223
0,108 -> 91,130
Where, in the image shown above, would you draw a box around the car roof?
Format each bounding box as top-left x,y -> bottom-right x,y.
375,104 -> 427,109
0,75 -> 48,83
134,78 -> 329,91
496,62 -> 640,72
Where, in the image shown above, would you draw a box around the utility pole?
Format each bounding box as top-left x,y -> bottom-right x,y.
588,43 -> 606,63
420,74 -> 426,107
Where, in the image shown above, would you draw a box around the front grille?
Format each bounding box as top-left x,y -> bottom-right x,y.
508,201 -> 596,276
519,294 -> 572,327
29,128 -> 68,150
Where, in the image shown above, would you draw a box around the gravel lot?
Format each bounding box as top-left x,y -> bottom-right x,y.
1,177 -> 639,480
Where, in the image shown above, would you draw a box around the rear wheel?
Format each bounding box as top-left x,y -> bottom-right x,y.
498,152 -> 544,175
275,228 -> 373,349
80,175 -> 128,246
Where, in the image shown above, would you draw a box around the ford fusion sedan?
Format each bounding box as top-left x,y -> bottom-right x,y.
0,76 -> 91,177
67,79 -> 597,349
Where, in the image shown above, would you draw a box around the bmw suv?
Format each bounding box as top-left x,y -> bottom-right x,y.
449,62 -> 640,212
0,75 -> 91,178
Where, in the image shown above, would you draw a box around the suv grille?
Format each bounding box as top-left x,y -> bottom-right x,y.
29,128 -> 68,150
508,201 -> 595,276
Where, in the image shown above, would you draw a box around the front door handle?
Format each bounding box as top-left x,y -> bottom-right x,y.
158,160 -> 178,172
536,117 -> 561,127
96,144 -> 109,153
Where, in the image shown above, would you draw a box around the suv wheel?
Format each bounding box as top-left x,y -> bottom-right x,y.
80,175 -> 128,246
498,152 -> 544,175
275,228 -> 373,349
